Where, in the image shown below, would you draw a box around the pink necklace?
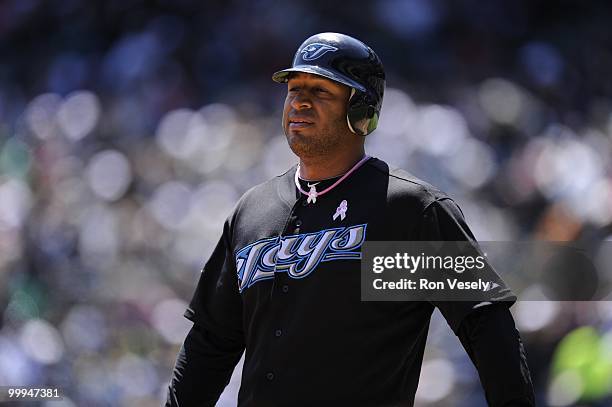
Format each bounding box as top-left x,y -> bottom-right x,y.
294,155 -> 371,204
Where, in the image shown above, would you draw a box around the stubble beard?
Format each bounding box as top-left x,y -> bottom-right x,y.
284,117 -> 350,159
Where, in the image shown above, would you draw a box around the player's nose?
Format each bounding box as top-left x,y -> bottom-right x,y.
290,92 -> 312,110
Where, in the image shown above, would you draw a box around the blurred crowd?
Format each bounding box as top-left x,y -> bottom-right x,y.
0,0 -> 611,406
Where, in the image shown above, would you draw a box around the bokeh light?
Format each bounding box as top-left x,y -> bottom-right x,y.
478,78 -> 527,126
514,301 -> 560,333
20,319 -> 65,365
56,91 -> 101,141
151,298 -> 192,344
25,93 -> 62,140
85,149 -> 132,202
415,358 -> 455,403
0,177 -> 33,230
61,305 -> 108,353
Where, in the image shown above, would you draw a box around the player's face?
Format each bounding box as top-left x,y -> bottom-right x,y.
282,73 -> 353,158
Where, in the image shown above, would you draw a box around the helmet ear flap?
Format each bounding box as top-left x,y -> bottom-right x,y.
347,89 -> 380,136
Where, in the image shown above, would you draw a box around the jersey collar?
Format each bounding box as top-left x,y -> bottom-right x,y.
276,158 -> 376,209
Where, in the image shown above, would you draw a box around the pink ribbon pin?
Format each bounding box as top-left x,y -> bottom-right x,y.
333,200 -> 348,221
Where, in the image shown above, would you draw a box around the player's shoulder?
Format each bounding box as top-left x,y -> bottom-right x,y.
241,165 -> 295,198
363,157 -> 449,205
229,165 -> 296,214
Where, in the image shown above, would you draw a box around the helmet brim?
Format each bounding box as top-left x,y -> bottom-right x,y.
272,65 -> 367,93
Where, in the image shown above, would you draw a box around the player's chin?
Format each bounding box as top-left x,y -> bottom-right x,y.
285,130 -> 314,148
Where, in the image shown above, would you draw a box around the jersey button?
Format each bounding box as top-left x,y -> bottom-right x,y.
266,372 -> 274,381
295,219 -> 302,227
275,329 -> 282,337
302,200 -> 308,207
282,285 -> 289,293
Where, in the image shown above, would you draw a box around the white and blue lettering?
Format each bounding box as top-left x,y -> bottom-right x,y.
236,224 -> 367,292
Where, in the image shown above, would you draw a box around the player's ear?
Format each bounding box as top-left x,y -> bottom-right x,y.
342,84 -> 352,102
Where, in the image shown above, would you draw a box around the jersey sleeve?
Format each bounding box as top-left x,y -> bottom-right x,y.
166,218 -> 244,406
457,304 -> 535,406
184,217 -> 244,341
417,198 -> 516,333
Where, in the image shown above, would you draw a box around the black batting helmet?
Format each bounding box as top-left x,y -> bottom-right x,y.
272,32 -> 385,136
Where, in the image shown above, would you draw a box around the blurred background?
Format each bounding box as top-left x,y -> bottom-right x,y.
0,0 -> 611,406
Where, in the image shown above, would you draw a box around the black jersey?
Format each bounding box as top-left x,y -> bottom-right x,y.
178,157 -> 517,406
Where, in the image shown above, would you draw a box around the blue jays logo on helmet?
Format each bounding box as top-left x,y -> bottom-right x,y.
300,43 -> 338,61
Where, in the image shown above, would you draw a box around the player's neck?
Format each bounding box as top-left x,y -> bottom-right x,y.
298,147 -> 366,181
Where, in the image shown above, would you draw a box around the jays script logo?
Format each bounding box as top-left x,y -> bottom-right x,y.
300,43 -> 338,61
236,224 -> 367,292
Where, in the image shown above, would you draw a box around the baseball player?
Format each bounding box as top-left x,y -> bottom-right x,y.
166,33 -> 535,406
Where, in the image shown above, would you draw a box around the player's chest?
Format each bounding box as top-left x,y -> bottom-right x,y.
232,197 -> 409,295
